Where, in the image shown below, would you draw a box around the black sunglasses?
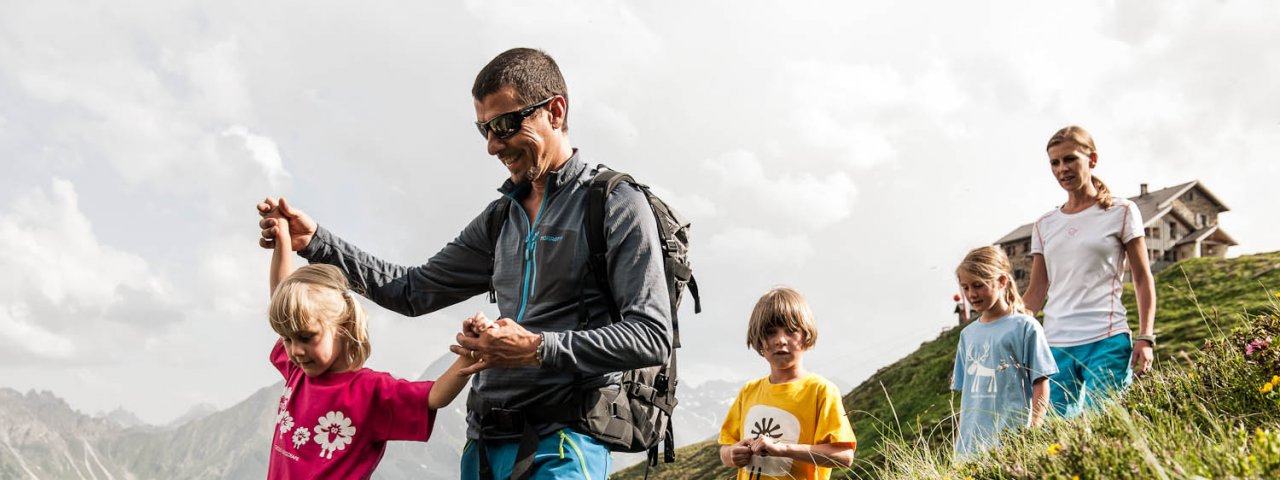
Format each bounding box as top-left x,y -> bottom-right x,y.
475,97 -> 555,140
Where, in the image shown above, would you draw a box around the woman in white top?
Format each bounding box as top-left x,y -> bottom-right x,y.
1023,125 -> 1157,418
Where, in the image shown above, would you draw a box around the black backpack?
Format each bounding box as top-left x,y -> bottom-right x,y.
484,164 -> 701,469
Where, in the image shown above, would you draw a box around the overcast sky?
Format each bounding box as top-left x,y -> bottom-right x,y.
2,1 -> 1277,424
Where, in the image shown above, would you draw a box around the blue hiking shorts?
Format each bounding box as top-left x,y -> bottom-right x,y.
460,428 -> 611,480
1048,333 -> 1134,418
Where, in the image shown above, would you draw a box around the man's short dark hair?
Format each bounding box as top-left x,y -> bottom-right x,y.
473,48 -> 569,131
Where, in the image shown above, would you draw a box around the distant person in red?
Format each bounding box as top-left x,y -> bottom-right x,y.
263,204 -> 478,479
1022,126 -> 1157,418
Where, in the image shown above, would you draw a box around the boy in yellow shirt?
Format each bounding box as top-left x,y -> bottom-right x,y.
719,287 -> 857,480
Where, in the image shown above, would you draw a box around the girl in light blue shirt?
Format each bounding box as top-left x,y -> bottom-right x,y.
951,246 -> 1058,458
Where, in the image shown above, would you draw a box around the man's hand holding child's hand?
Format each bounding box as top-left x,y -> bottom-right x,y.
452,312 -> 495,367
453,314 -> 543,375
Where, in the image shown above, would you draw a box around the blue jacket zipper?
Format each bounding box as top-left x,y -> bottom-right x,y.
514,190 -> 549,323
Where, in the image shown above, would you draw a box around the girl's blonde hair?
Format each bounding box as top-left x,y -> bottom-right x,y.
746,286 -> 818,353
269,264 -> 371,370
1047,125 -> 1113,209
956,246 -> 1027,315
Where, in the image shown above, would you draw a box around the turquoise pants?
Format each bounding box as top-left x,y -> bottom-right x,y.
1048,333 -> 1134,418
460,428 -> 611,480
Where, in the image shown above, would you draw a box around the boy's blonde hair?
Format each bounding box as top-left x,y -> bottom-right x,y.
269,264 -> 372,370
955,246 -> 1028,315
746,286 -> 818,353
1046,125 -> 1113,209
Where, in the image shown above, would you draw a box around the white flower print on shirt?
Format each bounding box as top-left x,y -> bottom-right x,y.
312,411 -> 357,459
291,426 -> 310,449
278,412 -> 294,438
277,386 -> 293,415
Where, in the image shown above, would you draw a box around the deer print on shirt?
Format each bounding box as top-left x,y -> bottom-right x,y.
966,343 -> 998,394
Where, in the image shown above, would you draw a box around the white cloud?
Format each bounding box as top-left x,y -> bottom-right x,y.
647,184 -> 718,224
781,59 -> 971,169
463,0 -> 662,62
703,150 -> 857,230
0,179 -> 177,364
0,302 -> 75,359
174,39 -> 252,120
222,125 -> 289,189
0,5 -> 265,196
703,226 -> 816,272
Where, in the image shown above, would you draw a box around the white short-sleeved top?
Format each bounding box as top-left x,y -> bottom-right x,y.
1031,198 -> 1143,347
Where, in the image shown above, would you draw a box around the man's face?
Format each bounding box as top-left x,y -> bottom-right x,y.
474,86 -> 560,185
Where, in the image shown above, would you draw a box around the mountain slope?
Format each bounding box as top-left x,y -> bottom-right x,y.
616,251 -> 1280,479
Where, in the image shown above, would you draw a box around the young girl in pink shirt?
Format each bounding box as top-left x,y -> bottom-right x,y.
265,201 -> 477,479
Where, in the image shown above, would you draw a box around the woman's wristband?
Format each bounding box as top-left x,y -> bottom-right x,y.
1135,334 -> 1157,347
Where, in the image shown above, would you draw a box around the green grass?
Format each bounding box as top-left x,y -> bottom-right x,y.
615,251 -> 1280,479
876,307 -> 1280,479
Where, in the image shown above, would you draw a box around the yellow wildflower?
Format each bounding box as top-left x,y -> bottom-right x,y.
1271,375 -> 1280,385
1261,382 -> 1274,394
1047,443 -> 1064,455
1188,373 -> 1199,380
1072,476 -> 1080,480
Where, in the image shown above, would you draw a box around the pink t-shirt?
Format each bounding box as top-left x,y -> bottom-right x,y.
267,341 -> 436,480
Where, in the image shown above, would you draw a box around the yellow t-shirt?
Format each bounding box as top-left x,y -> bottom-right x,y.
718,373 -> 857,480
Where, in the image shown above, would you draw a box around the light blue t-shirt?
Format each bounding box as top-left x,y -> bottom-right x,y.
951,312 -> 1058,458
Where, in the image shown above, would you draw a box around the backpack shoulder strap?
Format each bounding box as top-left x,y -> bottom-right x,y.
486,197 -> 511,304
586,165 -> 634,324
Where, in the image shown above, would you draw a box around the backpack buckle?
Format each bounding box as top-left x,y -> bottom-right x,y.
481,408 -> 526,435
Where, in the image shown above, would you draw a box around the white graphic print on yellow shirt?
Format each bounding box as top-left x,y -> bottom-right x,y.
743,405 -> 800,476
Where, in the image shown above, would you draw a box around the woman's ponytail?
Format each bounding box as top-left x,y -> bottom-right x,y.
1092,176 -> 1114,210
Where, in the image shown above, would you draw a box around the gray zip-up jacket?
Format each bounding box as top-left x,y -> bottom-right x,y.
299,152 -> 673,438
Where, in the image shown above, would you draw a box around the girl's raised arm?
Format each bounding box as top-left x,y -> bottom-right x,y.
269,207 -> 294,296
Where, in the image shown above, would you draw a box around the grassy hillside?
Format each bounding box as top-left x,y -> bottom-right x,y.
616,251 -> 1280,479
879,302 -> 1280,478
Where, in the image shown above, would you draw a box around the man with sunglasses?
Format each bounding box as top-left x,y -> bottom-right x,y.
257,48 -> 672,480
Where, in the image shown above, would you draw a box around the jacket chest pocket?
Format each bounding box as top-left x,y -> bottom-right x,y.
528,226 -> 585,305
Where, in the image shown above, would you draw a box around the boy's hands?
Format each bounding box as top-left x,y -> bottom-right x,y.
750,436 -> 786,457
257,197 -> 317,252
725,438 -> 754,467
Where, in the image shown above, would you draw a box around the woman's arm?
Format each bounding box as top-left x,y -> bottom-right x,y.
1126,236 -> 1157,375
1023,254 -> 1048,315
